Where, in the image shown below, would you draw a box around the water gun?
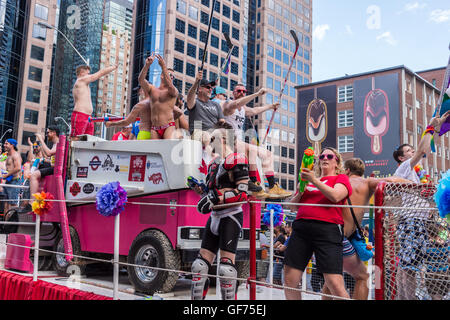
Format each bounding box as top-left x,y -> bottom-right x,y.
186,176 -> 208,193
31,158 -> 42,173
1,169 -> 12,183
298,147 -> 315,192
0,153 -> 7,162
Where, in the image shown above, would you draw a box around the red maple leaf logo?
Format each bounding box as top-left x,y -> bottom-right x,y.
198,159 -> 208,175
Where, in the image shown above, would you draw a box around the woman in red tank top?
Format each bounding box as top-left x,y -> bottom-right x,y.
283,147 -> 352,300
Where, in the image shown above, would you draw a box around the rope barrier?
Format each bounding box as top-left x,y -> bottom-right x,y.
0,239 -> 353,300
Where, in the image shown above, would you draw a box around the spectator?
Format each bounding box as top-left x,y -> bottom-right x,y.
112,125 -> 132,141
1,139 -> 22,213
392,111 -> 450,300
257,225 -> 270,284
28,126 -> 59,204
283,147 -> 352,300
272,225 -> 286,285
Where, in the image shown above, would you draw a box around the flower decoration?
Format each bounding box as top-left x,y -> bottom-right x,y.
96,182 -> 127,217
262,203 -> 284,227
31,191 -> 54,216
434,170 -> 450,222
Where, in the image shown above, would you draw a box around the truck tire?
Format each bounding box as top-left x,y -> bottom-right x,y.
127,230 -> 180,295
52,227 -> 86,276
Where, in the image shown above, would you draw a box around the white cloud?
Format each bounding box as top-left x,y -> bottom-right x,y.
376,31 -> 398,46
345,25 -> 353,35
312,24 -> 330,41
404,2 -> 427,11
429,9 -> 450,23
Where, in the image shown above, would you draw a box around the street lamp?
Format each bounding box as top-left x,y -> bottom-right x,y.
54,117 -> 72,134
38,21 -> 90,66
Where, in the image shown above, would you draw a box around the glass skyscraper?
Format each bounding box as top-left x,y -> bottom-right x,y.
49,0 -> 104,129
0,0 -> 28,139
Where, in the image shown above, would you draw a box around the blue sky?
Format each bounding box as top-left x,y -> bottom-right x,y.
312,0 -> 450,82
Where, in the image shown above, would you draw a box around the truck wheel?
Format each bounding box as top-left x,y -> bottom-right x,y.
127,230 -> 180,295
52,227 -> 86,276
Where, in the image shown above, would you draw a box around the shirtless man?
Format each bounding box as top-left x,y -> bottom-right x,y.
71,64 -> 118,139
106,88 -> 186,140
139,53 -> 178,139
2,139 -> 22,212
106,87 -> 152,140
321,158 -> 408,300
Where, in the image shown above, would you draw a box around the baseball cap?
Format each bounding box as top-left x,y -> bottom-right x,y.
211,86 -> 227,98
199,79 -> 215,87
6,139 -> 17,147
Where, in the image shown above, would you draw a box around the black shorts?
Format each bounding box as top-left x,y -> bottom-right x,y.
284,219 -> 344,275
39,162 -> 54,177
201,211 -> 243,255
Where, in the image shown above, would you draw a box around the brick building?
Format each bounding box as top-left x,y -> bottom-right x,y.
296,65 -> 449,182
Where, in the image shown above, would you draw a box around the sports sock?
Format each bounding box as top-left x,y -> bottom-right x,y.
249,170 -> 258,183
266,174 -> 275,189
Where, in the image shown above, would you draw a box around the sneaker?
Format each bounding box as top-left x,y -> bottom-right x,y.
267,183 -> 292,199
249,181 -> 269,199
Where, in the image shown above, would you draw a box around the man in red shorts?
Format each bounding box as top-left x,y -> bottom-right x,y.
71,64 -> 118,139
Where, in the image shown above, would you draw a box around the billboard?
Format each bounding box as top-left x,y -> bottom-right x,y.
297,85 -> 337,164
353,73 -> 400,177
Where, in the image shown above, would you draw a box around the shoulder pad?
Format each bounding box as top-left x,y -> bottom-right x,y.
224,153 -> 248,170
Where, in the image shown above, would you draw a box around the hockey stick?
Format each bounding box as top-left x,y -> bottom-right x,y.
200,0 -> 217,72
433,42 -> 450,117
262,30 -> 300,144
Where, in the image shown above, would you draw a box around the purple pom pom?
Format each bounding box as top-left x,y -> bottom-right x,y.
96,181 -> 128,217
262,204 -> 284,227
434,170 -> 450,219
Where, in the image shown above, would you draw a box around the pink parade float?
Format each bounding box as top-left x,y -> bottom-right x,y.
2,135 -> 261,296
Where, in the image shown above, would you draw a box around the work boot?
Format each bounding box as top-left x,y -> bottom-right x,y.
267,183 -> 292,199
249,181 -> 269,199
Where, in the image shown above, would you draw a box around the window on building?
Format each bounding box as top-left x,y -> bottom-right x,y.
34,3 -> 48,20
338,110 -> 354,128
210,35 -> 219,48
186,63 -> 196,77
32,24 -> 47,41
289,148 -> 295,159
24,109 -> 39,125
22,131 -> 36,146
200,11 -> 209,25
222,22 -> 230,34
289,164 -> 295,175
28,66 -> 43,82
200,30 -> 208,43
338,135 -> 354,153
30,45 -> 45,61
338,85 -> 353,103
267,45 -> 274,57
188,5 -> 198,20
212,17 -> 220,30
201,0 -> 210,7
267,61 -> 273,73
188,24 -> 197,39
173,58 -> 183,73
174,38 -> 184,53
231,46 -> 239,58
232,10 -> 240,23
221,39 -> 229,52
281,146 -> 288,157
232,27 -> 239,40
187,43 -> 196,58
175,18 -> 186,33
210,53 -> 218,66
222,5 -> 230,18
177,0 -> 186,14
26,87 -> 41,103
173,79 -> 182,93
289,117 -> 295,129
281,162 -> 287,173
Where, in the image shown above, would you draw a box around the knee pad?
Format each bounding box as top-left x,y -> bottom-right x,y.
191,255 -> 211,300
218,257 -> 238,300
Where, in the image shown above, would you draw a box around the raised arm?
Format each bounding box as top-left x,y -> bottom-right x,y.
410,111 -> 450,168
35,134 -> 56,157
186,70 -> 203,110
244,102 -> 280,117
105,103 -> 143,128
80,65 -> 118,84
223,88 -> 268,116
156,54 -> 178,97
139,54 -> 155,96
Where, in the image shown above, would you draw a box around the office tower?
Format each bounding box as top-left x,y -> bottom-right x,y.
15,0 -> 59,153
97,0 -> 132,122
0,0 -> 29,144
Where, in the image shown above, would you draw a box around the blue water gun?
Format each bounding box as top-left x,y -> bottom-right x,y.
186,176 -> 208,193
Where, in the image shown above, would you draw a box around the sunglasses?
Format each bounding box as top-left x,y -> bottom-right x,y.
235,89 -> 247,94
319,154 -> 337,161
202,85 -> 213,90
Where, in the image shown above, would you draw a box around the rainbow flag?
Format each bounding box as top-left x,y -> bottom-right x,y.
222,55 -> 231,75
436,46 -> 450,135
